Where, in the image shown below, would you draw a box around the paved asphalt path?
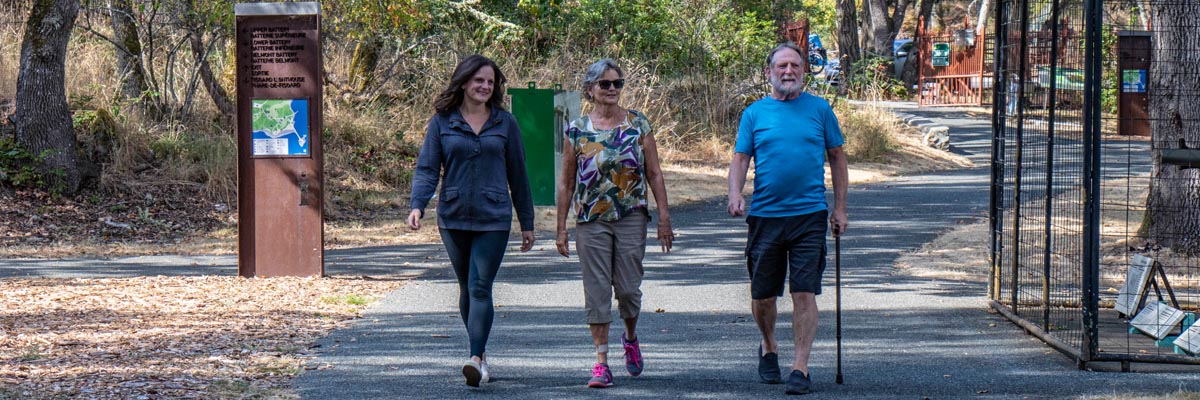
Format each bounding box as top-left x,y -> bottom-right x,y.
6,104 -> 1198,398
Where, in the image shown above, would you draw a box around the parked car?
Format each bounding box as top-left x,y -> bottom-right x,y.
824,57 -> 841,86
893,38 -> 915,80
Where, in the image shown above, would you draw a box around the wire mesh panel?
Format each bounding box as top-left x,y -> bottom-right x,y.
992,0 -> 1091,358
1092,0 -> 1200,365
992,0 -> 1200,368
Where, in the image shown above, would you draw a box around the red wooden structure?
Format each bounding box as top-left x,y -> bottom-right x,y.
783,19 -> 811,75
917,17 -> 995,107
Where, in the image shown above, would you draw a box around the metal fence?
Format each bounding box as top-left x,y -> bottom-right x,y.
991,0 -> 1200,369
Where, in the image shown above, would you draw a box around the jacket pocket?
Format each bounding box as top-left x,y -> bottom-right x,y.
479,190 -> 513,222
437,189 -> 463,219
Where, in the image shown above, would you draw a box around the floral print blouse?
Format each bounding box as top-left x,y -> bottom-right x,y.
566,110 -> 652,223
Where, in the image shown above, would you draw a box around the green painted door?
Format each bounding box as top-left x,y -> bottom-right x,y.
508,83 -> 556,206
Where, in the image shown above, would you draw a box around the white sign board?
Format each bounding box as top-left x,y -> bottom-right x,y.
1131,301 -> 1186,340
1114,254 -> 1154,316
1173,319 -> 1200,355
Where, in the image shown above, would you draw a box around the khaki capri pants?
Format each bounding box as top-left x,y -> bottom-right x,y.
577,209 -> 648,325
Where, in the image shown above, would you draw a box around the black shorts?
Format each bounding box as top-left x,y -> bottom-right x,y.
745,210 -> 828,300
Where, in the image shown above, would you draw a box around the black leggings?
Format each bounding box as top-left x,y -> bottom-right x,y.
440,229 -> 509,358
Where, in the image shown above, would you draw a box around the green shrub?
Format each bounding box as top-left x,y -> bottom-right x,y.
843,56 -> 909,101
0,137 -> 44,189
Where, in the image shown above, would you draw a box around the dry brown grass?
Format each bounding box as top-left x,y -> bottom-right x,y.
0,275 -> 406,399
0,4 -> 21,102
836,102 -> 900,162
0,41 -> 14,102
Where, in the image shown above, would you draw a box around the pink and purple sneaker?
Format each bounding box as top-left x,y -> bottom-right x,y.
587,363 -> 613,388
622,335 -> 644,376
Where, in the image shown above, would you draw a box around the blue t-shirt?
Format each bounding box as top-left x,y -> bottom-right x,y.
734,93 -> 844,217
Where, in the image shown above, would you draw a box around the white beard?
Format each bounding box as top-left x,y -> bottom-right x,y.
770,74 -> 803,97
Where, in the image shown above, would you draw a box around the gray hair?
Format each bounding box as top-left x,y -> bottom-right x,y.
581,58 -> 624,101
765,42 -> 805,68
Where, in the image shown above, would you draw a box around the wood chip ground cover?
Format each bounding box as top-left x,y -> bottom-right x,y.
0,276 -> 405,399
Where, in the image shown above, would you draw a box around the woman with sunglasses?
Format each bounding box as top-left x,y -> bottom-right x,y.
409,54 -> 536,388
555,58 -> 674,388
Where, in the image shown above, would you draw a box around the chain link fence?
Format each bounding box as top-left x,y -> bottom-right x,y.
991,0 -> 1200,369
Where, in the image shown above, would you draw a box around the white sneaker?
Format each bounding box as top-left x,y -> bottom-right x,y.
462,359 -> 482,387
480,359 -> 490,384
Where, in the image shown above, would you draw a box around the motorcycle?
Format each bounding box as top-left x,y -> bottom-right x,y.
807,33 -> 828,74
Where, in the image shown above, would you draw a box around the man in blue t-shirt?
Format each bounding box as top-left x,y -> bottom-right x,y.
727,42 -> 848,396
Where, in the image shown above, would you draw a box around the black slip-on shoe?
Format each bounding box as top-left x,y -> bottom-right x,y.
758,345 -> 782,384
784,370 -> 811,395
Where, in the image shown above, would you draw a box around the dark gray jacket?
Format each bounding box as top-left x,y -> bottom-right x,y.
409,107 -> 535,232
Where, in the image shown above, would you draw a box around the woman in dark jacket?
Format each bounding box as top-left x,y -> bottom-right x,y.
408,54 -> 536,388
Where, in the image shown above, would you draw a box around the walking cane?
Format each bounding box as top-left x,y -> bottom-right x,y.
835,226 -> 843,384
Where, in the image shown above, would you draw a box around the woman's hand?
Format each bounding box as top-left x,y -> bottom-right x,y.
520,231 -> 535,252
657,219 -> 674,253
407,209 -> 422,230
555,229 -> 570,257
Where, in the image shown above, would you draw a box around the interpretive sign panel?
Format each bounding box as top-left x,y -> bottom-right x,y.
1114,254 -> 1154,316
1173,320 -> 1200,355
1122,69 -> 1147,93
235,2 -> 324,277
251,99 -> 310,156
1131,301 -> 1185,340
931,43 -> 951,67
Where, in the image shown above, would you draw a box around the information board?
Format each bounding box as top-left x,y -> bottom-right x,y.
932,43 -> 951,67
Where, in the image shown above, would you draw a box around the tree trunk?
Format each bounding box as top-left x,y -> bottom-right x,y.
859,0 -> 875,55
182,0 -> 232,118
975,0 -> 992,36
835,0 -> 861,94
1145,2 -> 1200,253
867,0 -> 892,56
348,35 -> 383,92
188,29 -> 233,117
108,0 -> 146,102
902,0 -> 936,88
889,0 -> 914,54
15,0 -> 82,195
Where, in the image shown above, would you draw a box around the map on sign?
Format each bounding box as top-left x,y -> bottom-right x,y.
1122,69 -> 1147,93
251,99 -> 309,156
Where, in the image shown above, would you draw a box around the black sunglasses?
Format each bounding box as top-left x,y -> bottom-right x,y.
596,79 -> 625,90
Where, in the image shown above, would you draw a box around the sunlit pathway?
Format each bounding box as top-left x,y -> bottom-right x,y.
291,104 -> 1200,398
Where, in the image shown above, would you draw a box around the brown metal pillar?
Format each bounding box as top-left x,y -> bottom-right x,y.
234,2 -> 324,277
1116,31 -> 1151,137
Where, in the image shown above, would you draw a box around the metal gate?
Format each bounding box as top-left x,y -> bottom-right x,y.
917,16 -> 995,107
991,0 -> 1200,369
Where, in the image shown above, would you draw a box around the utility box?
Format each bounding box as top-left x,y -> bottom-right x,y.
508,83 -> 580,206
234,2 -> 324,277
1117,31 -> 1151,137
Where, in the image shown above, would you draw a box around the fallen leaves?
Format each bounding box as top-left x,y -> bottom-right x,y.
0,188 -> 236,258
0,275 -> 405,398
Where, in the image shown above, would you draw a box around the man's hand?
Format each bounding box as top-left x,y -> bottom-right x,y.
728,193 -> 745,217
727,152 -> 750,217
830,208 -> 848,237
520,231 -> 535,252
555,230 -> 570,257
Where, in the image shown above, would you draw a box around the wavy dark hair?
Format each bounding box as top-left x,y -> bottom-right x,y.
433,54 -> 507,114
